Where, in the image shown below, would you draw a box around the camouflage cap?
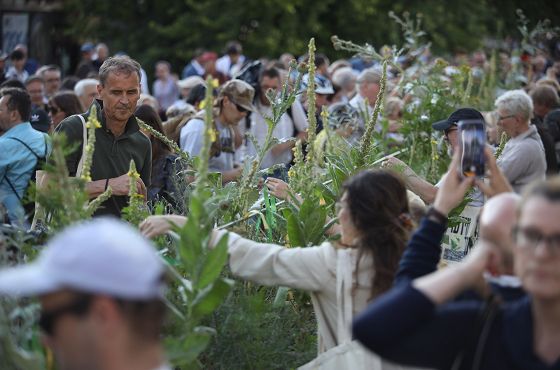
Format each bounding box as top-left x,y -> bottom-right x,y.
219,79 -> 256,112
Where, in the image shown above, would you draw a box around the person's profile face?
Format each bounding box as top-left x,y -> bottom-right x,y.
39,291 -> 96,370
514,197 -> 560,300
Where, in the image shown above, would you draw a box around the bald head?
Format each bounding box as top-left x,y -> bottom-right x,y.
480,193 -> 521,274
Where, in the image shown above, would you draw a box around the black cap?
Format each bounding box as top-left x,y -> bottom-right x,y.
30,107 -> 51,133
432,108 -> 484,131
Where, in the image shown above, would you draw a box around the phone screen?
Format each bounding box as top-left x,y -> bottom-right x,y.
458,119 -> 486,178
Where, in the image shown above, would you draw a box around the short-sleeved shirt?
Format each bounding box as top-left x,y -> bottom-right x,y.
0,122 -> 50,223
55,99 -> 152,217
497,125 -> 546,193
247,100 -> 308,169
180,117 -> 235,172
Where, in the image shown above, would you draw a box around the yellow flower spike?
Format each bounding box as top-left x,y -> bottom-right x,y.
91,118 -> 101,129
127,169 -> 140,180
207,128 -> 217,143
199,100 -> 207,109
320,109 -> 329,122
211,78 -> 219,88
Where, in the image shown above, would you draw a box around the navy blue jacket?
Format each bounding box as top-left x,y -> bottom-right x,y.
395,217 -> 525,302
353,284 -> 560,370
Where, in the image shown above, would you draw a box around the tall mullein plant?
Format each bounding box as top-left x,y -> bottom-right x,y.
82,105 -> 113,216
165,77 -> 234,368
137,118 -> 192,166
290,38 -> 320,198
233,61 -> 304,217
121,159 -> 149,226
35,136 -> 88,231
357,60 -> 388,167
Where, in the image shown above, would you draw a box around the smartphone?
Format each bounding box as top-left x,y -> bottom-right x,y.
458,119 -> 486,178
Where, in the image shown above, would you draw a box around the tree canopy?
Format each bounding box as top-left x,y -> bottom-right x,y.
62,0 -> 560,74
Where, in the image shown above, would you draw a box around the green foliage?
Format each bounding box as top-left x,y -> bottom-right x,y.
61,1 -> 560,81
121,160 -> 150,226
230,61 -> 304,219
199,282 -> 316,369
282,193 -> 329,248
161,78 -> 234,368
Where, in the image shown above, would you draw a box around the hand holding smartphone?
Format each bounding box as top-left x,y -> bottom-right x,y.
458,119 -> 486,178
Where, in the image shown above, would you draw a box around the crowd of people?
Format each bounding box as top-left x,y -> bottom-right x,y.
1,37 -> 560,370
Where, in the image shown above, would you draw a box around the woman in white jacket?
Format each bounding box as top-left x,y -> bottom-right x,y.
140,170 -> 415,366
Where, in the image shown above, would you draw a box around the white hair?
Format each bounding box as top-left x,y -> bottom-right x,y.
495,89 -> 533,122
332,67 -> 356,90
357,67 -> 381,85
74,78 -> 99,97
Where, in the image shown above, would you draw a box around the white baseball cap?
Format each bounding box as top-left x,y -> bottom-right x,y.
177,76 -> 205,90
0,218 -> 166,299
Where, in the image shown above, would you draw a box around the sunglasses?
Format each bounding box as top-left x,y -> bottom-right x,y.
39,295 -> 92,336
444,126 -> 458,139
234,102 -> 248,113
48,105 -> 60,115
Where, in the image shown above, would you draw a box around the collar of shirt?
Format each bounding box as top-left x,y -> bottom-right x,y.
509,124 -> 538,143
1,121 -> 32,138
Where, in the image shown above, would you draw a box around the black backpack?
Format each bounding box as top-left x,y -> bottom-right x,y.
1,135 -> 48,223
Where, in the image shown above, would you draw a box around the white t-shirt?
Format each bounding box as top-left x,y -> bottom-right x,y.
180,118 -> 235,172
247,100 -> 307,169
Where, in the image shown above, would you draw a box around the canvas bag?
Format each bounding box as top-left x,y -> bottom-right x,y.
298,249 -> 383,370
31,115 -> 88,230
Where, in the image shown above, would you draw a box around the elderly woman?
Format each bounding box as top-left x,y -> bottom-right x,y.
495,89 -> 546,192
354,159 -> 560,369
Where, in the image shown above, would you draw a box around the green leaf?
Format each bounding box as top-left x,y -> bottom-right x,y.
197,234 -> 229,289
192,278 -> 234,319
283,208 -> 305,247
167,329 -> 213,366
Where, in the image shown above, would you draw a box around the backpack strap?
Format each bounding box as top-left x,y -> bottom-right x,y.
75,114 -> 88,177
1,134 -> 49,201
7,137 -> 42,159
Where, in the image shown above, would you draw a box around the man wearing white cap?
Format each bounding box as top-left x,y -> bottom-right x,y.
0,218 -> 170,370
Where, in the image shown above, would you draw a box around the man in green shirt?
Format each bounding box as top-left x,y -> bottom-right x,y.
56,56 -> 151,217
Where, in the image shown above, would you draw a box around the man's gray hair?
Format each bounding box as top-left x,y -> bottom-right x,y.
357,67 -> 381,85
74,78 -> 99,97
98,56 -> 141,86
332,67 -> 356,90
495,89 -> 533,122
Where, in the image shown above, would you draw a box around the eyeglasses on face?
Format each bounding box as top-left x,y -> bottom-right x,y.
234,102 -> 248,113
39,295 -> 92,336
513,226 -> 560,256
444,127 -> 458,140
498,114 -> 515,122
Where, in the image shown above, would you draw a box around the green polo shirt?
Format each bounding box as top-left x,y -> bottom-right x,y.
55,99 -> 151,217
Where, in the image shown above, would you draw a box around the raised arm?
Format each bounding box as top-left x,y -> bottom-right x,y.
395,151 -> 475,284
140,215 -> 334,292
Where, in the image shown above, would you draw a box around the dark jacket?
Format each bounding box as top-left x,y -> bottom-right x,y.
56,99 -> 151,217
395,217 -> 525,302
353,285 -> 560,370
